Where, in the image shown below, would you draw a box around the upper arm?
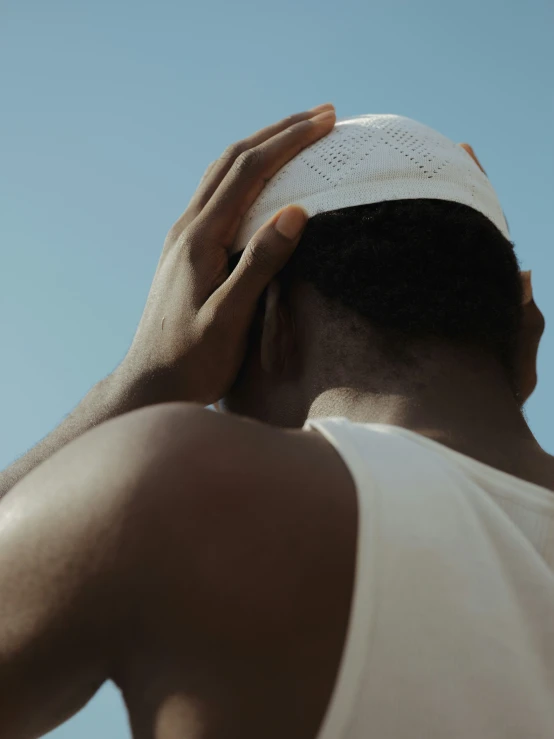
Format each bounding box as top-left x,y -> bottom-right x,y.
0,402 -> 208,738
0,402 -> 357,738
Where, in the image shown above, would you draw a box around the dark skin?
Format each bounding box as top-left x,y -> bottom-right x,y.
0,104 -> 551,739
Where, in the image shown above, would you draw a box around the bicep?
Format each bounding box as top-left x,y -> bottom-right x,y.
0,404 -> 196,739
0,432 -> 130,737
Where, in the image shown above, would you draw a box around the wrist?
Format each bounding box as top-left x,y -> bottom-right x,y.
111,357 -> 193,411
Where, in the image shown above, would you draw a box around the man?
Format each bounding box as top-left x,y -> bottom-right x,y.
1,104 -> 553,739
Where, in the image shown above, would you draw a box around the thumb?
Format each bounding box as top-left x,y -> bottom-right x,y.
243,205 -> 309,279
210,205 -> 309,321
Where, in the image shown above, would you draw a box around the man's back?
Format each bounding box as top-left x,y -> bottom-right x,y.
299,418 -> 554,739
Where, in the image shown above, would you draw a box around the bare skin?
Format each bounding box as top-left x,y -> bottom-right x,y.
0,105 -> 552,739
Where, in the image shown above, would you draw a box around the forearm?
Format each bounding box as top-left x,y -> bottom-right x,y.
0,362 -> 176,501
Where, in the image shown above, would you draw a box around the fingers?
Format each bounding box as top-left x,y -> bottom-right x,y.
187,104 -> 335,216
198,110 -> 336,248
200,205 -> 308,326
459,143 -> 487,176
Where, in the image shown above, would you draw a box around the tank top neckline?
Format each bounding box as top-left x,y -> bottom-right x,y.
308,417 -> 554,506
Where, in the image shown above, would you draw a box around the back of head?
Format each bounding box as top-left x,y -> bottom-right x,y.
286,198 -> 523,380
233,114 -> 523,387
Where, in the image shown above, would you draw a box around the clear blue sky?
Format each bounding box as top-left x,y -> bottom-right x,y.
1,0 -> 552,736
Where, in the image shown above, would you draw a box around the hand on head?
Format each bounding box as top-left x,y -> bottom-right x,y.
124,104 -> 336,406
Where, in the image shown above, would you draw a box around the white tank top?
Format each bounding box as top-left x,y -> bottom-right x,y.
303,417 -> 554,739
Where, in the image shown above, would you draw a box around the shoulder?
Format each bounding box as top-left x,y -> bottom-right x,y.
177,406 -> 359,645
56,401 -> 358,649
0,401 -> 358,736
88,405 -> 358,737
108,402 -> 354,513
104,401 -> 358,638
24,402 -> 358,590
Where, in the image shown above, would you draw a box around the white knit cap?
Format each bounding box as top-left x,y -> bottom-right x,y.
233,113 -> 509,253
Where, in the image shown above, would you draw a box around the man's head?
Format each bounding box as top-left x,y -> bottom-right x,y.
219,115 -> 545,426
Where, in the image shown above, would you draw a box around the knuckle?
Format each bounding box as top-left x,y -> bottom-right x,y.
243,241 -> 275,276
179,219 -> 201,245
286,119 -> 305,133
283,113 -> 302,128
287,117 -> 310,134
165,221 -> 181,244
174,221 -> 201,257
221,142 -> 243,161
234,148 -> 263,176
165,213 -> 191,245
279,120 -> 310,146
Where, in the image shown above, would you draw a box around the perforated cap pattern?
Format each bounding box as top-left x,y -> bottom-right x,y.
233,114 -> 509,252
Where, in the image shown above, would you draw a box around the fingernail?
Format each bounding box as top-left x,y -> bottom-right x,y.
275,206 -> 309,239
311,110 -> 336,125
309,102 -> 335,114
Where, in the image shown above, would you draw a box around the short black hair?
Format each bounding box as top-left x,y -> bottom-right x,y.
283,199 -> 523,377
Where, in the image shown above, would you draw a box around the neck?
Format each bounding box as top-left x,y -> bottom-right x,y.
306,348 -> 540,463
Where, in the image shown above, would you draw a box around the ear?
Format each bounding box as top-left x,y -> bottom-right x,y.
516,271 -> 545,403
260,279 -> 295,375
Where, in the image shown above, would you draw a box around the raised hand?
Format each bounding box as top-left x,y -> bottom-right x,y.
125,104 -> 336,405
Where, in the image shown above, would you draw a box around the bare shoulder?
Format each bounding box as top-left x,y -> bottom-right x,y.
0,403 -> 357,739
180,405 -> 356,505
154,403 -> 359,636
112,406 -> 359,739
56,400 -> 359,633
